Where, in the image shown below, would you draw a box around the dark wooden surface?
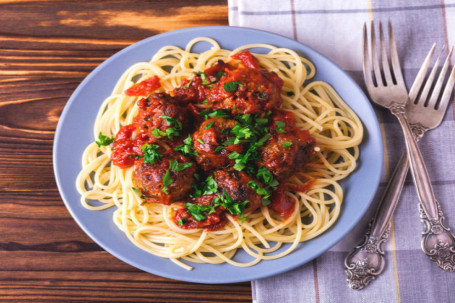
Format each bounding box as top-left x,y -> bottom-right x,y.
0,1 -> 253,302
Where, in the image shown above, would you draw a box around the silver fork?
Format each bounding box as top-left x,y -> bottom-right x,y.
345,22 -> 455,290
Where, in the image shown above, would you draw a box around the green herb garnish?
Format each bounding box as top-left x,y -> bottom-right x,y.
282,142 -> 293,148
213,190 -> 248,221
175,135 -> 198,157
223,81 -> 244,93
151,115 -> 183,140
183,80 -> 192,88
274,121 -> 286,133
256,166 -> 279,188
151,128 -> 166,137
247,181 -> 272,206
204,121 -> 214,129
191,175 -> 218,198
169,160 -> 193,172
96,132 -> 114,147
177,217 -> 188,225
132,187 -> 142,196
162,169 -> 173,194
196,72 -> 208,85
199,109 -> 231,120
185,203 -> 214,221
141,143 -> 162,164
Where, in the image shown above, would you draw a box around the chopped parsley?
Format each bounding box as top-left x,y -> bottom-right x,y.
95,132 -> 114,147
141,143 -> 162,164
214,145 -> 225,152
185,190 -> 248,222
196,72 -> 208,85
162,169 -> 173,194
229,133 -> 270,172
151,128 -> 166,137
132,187 -> 143,197
282,142 -> 293,148
191,175 -> 218,198
214,190 -> 248,221
204,121 -> 214,129
169,160 -> 193,172
185,202 -> 215,221
247,181 -> 272,206
175,135 -> 198,157
177,217 -> 188,225
217,71 -> 226,78
152,115 -> 183,140
233,162 -> 246,171
256,166 -> 279,188
199,109 -> 231,120
223,81 -> 244,93
274,121 -> 286,133
183,80 -> 192,88
207,113 -> 272,173
162,160 -> 193,194
197,138 -> 205,145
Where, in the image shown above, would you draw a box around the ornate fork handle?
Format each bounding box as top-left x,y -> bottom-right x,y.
345,145 -> 408,290
419,199 -> 455,271
345,117 -> 455,290
392,104 -> 455,272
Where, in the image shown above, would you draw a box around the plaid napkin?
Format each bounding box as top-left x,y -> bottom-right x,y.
228,0 -> 455,302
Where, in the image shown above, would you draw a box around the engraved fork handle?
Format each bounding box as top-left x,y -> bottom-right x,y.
394,106 -> 455,271
346,110 -> 455,290
392,105 -> 438,218
345,137 -> 410,290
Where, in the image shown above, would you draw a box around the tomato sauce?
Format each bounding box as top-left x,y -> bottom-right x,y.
231,50 -> 260,69
111,124 -> 150,168
174,206 -> 227,231
270,185 -> 296,217
124,75 -> 161,96
110,50 -> 316,230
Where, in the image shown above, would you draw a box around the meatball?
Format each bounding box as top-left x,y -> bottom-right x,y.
172,76 -> 208,103
173,194 -> 227,231
172,60 -> 233,103
134,93 -> 190,140
214,170 -> 262,213
193,117 -> 244,171
133,151 -> 196,204
260,130 -> 316,182
208,67 -> 284,115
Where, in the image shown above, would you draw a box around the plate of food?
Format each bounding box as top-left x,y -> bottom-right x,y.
53,26 -> 383,283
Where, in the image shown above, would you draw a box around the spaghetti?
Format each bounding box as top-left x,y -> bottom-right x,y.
76,37 -> 363,270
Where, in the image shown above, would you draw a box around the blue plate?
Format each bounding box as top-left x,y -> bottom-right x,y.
53,26 -> 383,284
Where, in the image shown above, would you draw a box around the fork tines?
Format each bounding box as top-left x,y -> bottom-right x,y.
409,44 -> 455,109
364,21 -> 405,88
365,21 -> 455,111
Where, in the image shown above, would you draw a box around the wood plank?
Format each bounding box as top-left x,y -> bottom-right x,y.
0,1 -> 253,302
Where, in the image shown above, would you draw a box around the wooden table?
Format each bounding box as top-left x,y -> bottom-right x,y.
0,1 -> 252,301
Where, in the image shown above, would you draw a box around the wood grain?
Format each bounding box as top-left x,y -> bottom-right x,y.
0,1 -> 253,302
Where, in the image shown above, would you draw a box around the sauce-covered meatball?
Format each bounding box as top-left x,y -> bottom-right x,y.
173,194 -> 227,231
172,60 -> 233,103
133,151 -> 196,204
260,110 -> 316,181
209,67 -> 284,115
214,170 -> 262,212
193,117 -> 243,171
135,93 -> 190,140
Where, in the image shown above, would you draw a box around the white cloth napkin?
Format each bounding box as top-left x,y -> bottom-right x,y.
229,0 -> 455,302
